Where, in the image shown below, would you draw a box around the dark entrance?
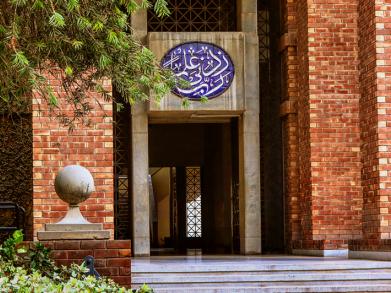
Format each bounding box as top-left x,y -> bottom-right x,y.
148,121 -> 239,254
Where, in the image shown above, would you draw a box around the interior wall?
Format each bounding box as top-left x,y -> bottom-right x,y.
204,124 -> 233,253
150,168 -> 171,247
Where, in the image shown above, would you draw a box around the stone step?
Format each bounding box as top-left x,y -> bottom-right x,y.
132,268 -> 391,278
147,284 -> 391,293
131,261 -> 391,273
131,256 -> 391,292
132,271 -> 391,284
133,279 -> 391,287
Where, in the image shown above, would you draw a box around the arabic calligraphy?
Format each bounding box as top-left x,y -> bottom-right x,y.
161,42 -> 235,100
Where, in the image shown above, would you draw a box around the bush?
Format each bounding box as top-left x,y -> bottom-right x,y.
0,231 -> 152,293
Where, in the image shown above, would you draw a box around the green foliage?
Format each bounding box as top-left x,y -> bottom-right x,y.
0,231 -> 153,292
200,96 -> 208,104
0,230 -> 25,262
0,0 -> 175,128
181,98 -> 191,108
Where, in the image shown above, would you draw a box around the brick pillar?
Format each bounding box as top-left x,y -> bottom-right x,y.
32,72 -> 114,239
293,0 -> 362,255
349,0 -> 391,260
279,0 -> 300,252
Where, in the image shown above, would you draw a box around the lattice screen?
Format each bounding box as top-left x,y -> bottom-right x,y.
114,103 -> 131,240
185,167 -> 202,238
148,0 -> 236,32
258,0 -> 270,251
258,6 -> 270,64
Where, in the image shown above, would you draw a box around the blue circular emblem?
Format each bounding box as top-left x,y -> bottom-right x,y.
161,42 -> 235,100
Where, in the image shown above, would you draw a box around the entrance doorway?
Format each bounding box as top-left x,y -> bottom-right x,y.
148,122 -> 239,254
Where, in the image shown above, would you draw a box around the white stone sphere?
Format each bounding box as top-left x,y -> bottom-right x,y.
54,165 -> 95,205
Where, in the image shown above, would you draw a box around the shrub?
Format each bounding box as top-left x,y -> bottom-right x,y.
0,231 -> 152,292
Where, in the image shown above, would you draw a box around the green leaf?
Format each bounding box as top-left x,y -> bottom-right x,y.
36,41 -> 47,51
116,102 -> 124,112
98,54 -> 112,69
12,51 -> 29,67
65,66 -> 73,76
140,0 -> 152,9
12,230 -> 24,244
107,31 -> 119,46
0,95 -> 9,102
154,0 -> 170,18
17,247 -> 27,254
126,1 -> 139,13
71,40 -> 84,49
92,21 -> 104,32
77,17 -> 92,30
49,12 -> 65,28
200,96 -> 208,103
67,0 -> 79,11
32,0 -> 45,9
48,91 -> 58,107
182,98 -> 190,108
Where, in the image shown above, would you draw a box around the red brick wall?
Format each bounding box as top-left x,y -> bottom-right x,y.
39,240 -> 131,287
354,0 -> 391,248
294,0 -> 362,249
32,72 -> 114,239
373,1 -> 391,241
358,0 -> 379,241
296,0 -> 313,244
280,0 -> 300,250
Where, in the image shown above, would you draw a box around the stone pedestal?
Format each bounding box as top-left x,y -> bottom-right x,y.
37,223 -> 110,240
37,165 -> 111,241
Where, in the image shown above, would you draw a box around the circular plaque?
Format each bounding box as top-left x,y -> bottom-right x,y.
161,42 -> 235,100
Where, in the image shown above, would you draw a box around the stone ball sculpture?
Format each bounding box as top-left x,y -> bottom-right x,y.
54,165 -> 95,205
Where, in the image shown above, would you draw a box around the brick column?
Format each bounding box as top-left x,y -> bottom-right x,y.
349,0 -> 391,260
32,73 -> 114,239
293,0 -> 362,255
279,0 -> 300,252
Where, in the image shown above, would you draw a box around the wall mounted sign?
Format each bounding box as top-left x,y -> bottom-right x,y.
161,42 -> 235,100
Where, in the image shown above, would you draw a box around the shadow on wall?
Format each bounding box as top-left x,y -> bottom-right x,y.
0,115 -> 33,241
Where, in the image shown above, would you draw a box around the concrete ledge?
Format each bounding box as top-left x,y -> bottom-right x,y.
37,230 -> 110,240
349,250 -> 391,261
45,223 -> 103,231
292,249 -> 348,257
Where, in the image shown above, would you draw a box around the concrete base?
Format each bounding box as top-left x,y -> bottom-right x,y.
292,249 -> 348,257
37,223 -> 110,240
45,223 -> 103,231
37,230 -> 110,240
349,250 -> 391,261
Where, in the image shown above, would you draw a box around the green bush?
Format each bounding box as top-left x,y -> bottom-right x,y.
0,231 -> 152,293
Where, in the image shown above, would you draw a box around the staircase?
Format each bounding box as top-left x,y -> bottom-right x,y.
131,256 -> 391,292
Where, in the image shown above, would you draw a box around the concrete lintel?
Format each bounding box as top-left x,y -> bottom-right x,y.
292,249 -> 349,258
349,250 -> 391,261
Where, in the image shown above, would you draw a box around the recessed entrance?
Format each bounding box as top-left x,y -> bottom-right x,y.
148,122 -> 239,254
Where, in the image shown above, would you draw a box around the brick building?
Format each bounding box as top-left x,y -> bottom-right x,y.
2,0 -> 391,260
